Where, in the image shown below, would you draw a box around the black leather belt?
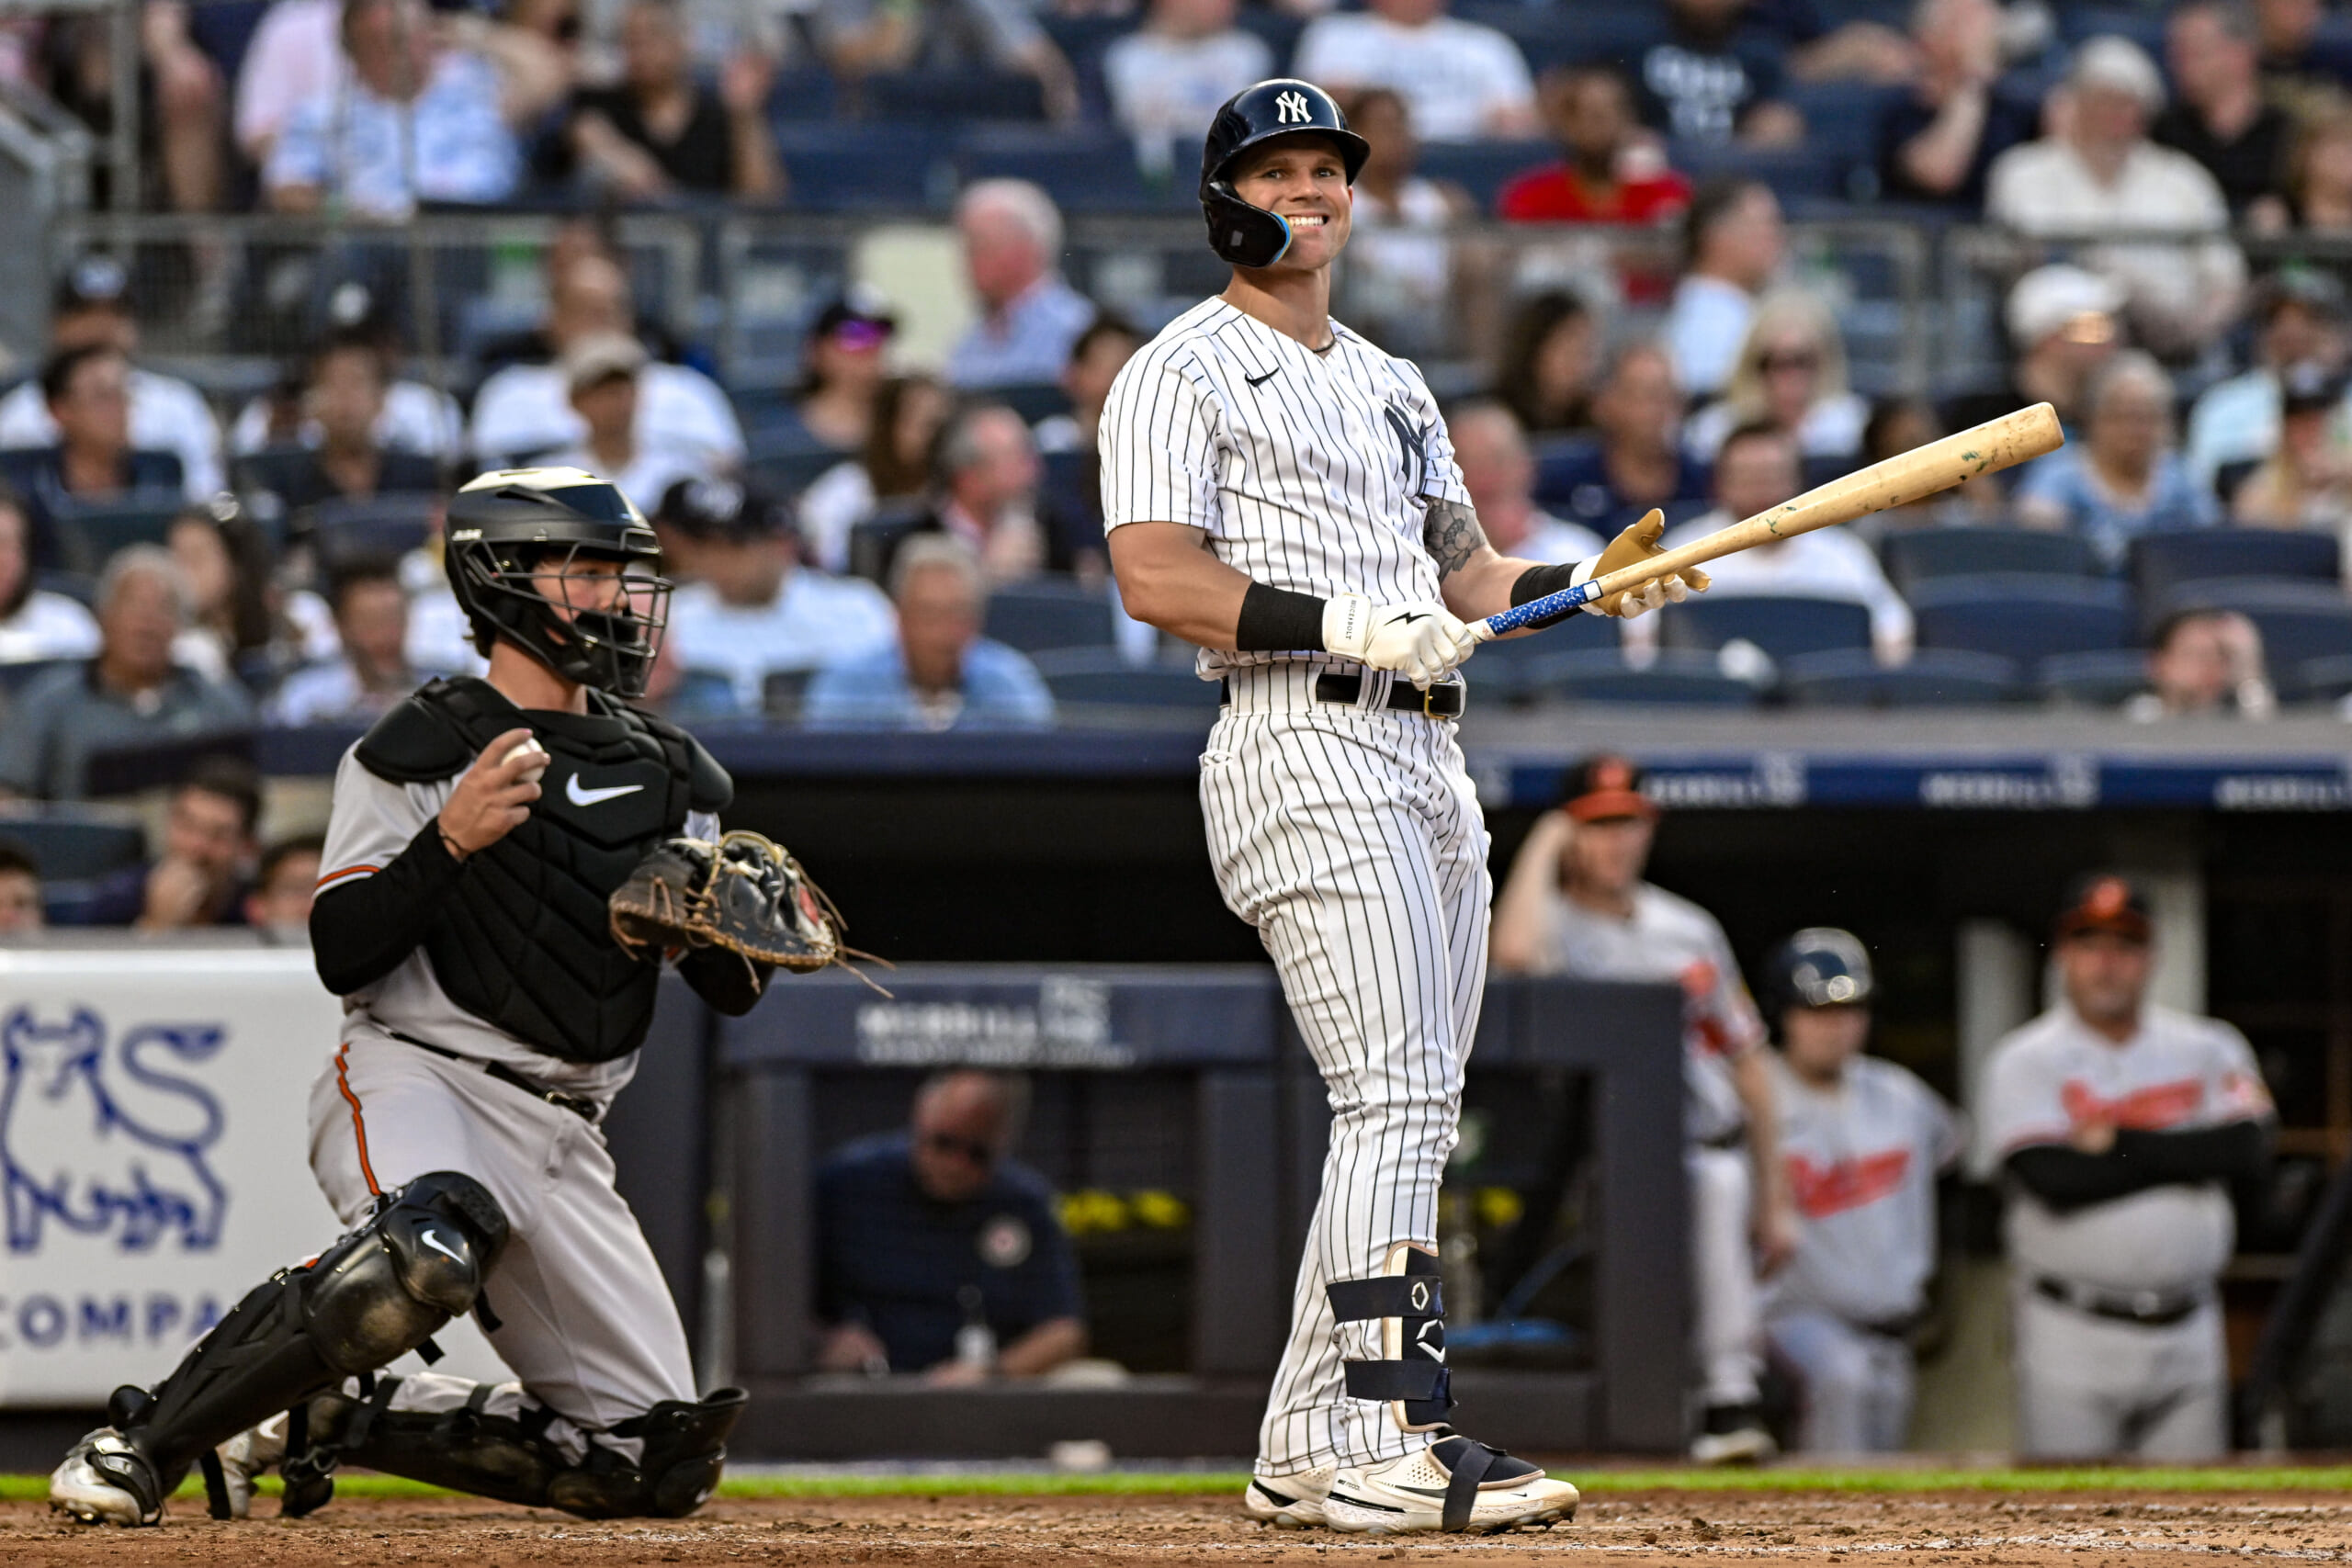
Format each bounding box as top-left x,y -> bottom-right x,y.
2034,1276 -> 2204,1327
387,1030 -> 601,1123
1312,671 -> 1464,717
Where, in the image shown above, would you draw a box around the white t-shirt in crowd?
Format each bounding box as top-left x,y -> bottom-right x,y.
1498,511 -> 1604,565
665,570 -> 898,712
796,460 -> 876,574
0,590 -> 100,664
231,380 -> 467,459
1103,28 -> 1271,150
0,367 -> 224,499
1662,274 -> 1758,401
233,0 -> 342,155
1684,392 -> 1870,464
545,445 -> 704,520
1637,510 -> 1915,660
469,360 -> 744,471
1291,12 -> 1535,141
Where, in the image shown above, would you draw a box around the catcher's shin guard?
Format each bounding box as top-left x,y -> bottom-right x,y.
57,1173 -> 505,1524
1328,1242 -> 1453,1433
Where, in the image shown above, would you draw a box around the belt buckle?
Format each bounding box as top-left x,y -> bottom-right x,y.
2132,1290 -> 2165,1319
1423,682 -> 1441,718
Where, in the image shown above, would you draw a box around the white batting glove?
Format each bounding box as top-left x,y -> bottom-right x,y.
1324,594 -> 1479,690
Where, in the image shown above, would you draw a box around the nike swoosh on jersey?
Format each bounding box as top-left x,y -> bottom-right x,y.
1246,368 -> 1280,387
567,775 -> 647,807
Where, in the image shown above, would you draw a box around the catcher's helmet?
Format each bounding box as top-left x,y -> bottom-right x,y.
445,467 -> 672,699
1764,927 -> 1876,1015
1200,79 -> 1369,269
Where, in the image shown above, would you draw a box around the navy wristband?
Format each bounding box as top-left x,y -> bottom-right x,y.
1235,581 -> 1328,651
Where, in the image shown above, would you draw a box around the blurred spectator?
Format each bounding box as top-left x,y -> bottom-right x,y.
565,0 -> 782,200
234,0 -> 341,166
469,253 -> 744,471
7,346 -> 185,569
1333,88 -> 1471,358
1664,179 -> 1785,400
805,534 -> 1055,731
245,832 -> 326,939
40,0 -> 223,215
230,283 -> 464,462
2125,607 -> 2277,720
2186,270 -> 2347,492
1102,0 -> 1270,163
2254,0 -> 2352,119
1862,400 -> 2001,529
947,181 -> 1096,389
814,1069 -> 1086,1381
1539,341 -> 1710,535
1499,66 -> 1692,225
2157,0 -> 2292,222
0,256 -> 220,502
169,502 -> 336,687
816,0 -> 1078,121
1490,756 -> 1786,1465
0,838 -> 40,932
2229,363 -> 2352,527
1494,290 -> 1600,437
800,374 -> 952,573
1634,0 -> 1804,149
247,333 -> 444,516
1035,312 -> 1144,457
776,290 -> 898,459
1293,0 -> 1536,142
898,401 -> 1071,584
1683,292 -> 1869,465
2272,101 -> 2352,233
0,485 -> 98,665
81,755 -> 263,929
1986,874 -> 2272,1461
2015,352 -> 2217,570
546,333 -> 701,514
1650,423 -> 1914,665
1447,400 -> 1603,565
1876,0 -> 2031,209
269,557 -> 418,726
659,477 -> 895,714
1970,264 -> 2127,435
1985,37 -> 2245,359
265,0 -> 560,218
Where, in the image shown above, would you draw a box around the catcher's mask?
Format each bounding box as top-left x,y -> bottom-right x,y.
1200,79 -> 1368,270
446,467 -> 672,699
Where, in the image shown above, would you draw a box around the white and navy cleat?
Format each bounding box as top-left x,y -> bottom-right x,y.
50,1428 -> 165,1527
1242,1465 -> 1334,1528
1323,1435 -> 1577,1535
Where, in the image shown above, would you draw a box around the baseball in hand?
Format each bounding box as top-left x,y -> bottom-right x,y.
502,737 -> 550,782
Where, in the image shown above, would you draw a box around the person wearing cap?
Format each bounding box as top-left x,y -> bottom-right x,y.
2227,361 -> 2352,527
778,293 -> 898,459
656,476 -> 896,715
1986,34 -> 2245,358
545,333 -> 700,516
1946,264 -> 2127,440
2185,270 -> 2352,493
2013,350 -> 2217,571
2124,607 -> 2276,720
0,255 -> 221,502
1982,874 -> 2273,1459
1761,929 -> 1962,1454
564,0 -> 782,202
1492,756 -> 1792,1464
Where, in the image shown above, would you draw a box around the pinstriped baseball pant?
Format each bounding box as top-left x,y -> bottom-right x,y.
1201,666 -> 1490,1475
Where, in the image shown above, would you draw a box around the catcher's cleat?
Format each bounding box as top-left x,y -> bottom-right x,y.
1242,1465 -> 1333,1528
1690,1403 -> 1776,1466
1322,1434 -> 1577,1535
51,1428 -> 165,1527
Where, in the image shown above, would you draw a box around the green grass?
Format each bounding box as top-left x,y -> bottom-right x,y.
9,1465 -> 2352,1506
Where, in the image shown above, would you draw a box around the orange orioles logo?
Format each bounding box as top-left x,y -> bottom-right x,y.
2060,1077 -> 2204,1131
1786,1149 -> 1911,1219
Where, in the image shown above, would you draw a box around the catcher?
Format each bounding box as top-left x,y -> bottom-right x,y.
51,467 -> 839,1528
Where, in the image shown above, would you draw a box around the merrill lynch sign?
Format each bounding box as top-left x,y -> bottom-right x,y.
854,976 -> 1136,1069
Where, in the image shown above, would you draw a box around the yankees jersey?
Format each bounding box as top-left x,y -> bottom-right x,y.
314,742 -> 719,1102
1768,1053 -> 1962,1326
1984,1003 -> 2273,1292
1538,881 -> 1766,1144
1098,297 -> 1472,679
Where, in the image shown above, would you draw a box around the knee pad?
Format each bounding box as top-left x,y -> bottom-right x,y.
1328,1241 -> 1452,1434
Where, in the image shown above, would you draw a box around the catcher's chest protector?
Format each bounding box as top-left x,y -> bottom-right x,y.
356,677 -> 731,1063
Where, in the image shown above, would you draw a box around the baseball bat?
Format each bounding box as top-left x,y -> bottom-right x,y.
1470,401 -> 2065,641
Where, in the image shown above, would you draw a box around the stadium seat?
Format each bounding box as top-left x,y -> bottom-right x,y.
863,70 -> 1046,122
764,67 -> 841,123
956,124 -> 1186,214
2292,654 -> 2352,705
773,123 -> 953,211
2156,579 -> 2352,696
1522,649 -> 1763,706
1031,649 -> 1221,708
2130,530 -> 2342,612
1786,81 -> 1909,169
983,581 -> 1117,652
2037,649 -> 2151,708
46,498 -> 188,577
847,506 -> 927,584
763,668 -> 816,720
308,495 -> 437,564
1451,2 -> 1663,71
35,570 -> 94,606
750,448 -> 846,498
0,805 -> 146,882
1656,595 -> 1875,660
988,382 -> 1075,425
1780,648 -> 2022,708
1880,526 -> 2098,592
1415,141 -> 1555,210
2057,6 -> 2167,53
1910,573 -> 2134,664
1465,614 -> 1620,704
1670,143 -> 1849,206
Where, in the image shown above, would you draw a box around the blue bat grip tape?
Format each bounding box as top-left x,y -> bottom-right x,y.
1481,580 -> 1596,637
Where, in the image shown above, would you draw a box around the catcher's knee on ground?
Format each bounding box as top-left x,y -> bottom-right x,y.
51,1172 -> 506,1526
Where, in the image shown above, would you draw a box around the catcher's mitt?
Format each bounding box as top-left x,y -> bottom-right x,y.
609,829 -> 847,973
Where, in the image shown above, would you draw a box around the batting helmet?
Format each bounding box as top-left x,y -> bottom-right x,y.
1200,79 -> 1369,269
1764,928 -> 1876,1015
446,467 -> 672,699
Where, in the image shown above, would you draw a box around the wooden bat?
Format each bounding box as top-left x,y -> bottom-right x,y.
1470,401 -> 2065,641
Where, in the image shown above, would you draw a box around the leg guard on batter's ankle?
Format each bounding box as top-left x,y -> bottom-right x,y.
1328,1241 -> 1453,1433
105,1172 -> 508,1506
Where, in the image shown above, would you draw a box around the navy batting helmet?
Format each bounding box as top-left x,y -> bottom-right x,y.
1200,79 -> 1369,269
1764,928 -> 1876,1016
446,467 -> 672,699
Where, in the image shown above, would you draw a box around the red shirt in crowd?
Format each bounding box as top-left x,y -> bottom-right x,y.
1496,165 -> 1693,224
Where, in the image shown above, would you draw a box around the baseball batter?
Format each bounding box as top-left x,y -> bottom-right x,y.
1984,874 -> 2273,1459
1102,79 -> 1702,1535
1761,929 -> 1961,1454
51,468 -> 767,1527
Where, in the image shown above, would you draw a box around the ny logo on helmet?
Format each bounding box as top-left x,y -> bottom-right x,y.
1276,90 -> 1311,125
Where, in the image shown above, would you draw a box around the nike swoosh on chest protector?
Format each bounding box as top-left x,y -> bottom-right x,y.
566,774 -> 648,807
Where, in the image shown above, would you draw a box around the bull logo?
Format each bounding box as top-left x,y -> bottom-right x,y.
0,1008 -> 228,1252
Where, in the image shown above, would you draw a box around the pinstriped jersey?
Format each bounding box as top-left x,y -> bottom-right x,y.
1098,296 -> 1471,677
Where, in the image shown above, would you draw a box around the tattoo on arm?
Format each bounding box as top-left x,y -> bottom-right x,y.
1421,498 -> 1487,581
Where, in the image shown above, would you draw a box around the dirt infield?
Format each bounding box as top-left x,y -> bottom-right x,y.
10,1483 -> 2352,1566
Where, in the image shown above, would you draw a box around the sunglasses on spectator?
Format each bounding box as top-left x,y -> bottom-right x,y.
831,320 -> 891,352
922,1130 -> 997,1166
1759,350 -> 1819,374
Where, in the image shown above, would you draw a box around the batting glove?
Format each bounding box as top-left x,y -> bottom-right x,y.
1325,594 -> 1480,690
1579,509 -> 1712,619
